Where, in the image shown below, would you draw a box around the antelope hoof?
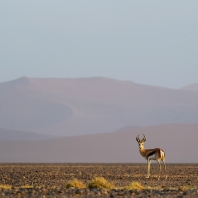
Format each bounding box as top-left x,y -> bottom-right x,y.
158,177 -> 160,180
145,175 -> 150,179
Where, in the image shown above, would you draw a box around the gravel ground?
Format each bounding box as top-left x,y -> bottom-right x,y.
0,163 -> 198,197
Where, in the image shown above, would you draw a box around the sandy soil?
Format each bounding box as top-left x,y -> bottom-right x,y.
0,163 -> 198,197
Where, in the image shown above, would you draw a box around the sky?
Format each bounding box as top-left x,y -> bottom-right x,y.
0,1 -> 198,89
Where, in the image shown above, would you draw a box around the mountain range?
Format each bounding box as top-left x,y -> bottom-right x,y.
0,77 -> 198,136
0,77 -> 198,163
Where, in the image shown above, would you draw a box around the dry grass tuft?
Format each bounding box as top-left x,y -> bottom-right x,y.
20,185 -> 34,189
87,177 -> 115,189
125,182 -> 145,190
65,179 -> 85,189
178,186 -> 196,191
0,184 -> 12,189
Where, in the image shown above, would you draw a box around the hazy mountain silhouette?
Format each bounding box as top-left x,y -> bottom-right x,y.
0,127 -> 57,141
182,83 -> 198,92
0,123 -> 197,163
0,77 -> 198,136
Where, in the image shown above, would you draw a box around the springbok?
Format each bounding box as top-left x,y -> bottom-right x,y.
136,134 -> 167,179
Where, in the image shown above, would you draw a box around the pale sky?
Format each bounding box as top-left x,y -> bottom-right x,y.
0,1 -> 198,88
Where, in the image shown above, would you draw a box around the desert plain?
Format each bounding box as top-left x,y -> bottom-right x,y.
0,163 -> 198,197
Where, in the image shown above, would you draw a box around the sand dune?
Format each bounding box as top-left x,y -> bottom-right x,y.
0,123 -> 197,163
0,77 -> 198,136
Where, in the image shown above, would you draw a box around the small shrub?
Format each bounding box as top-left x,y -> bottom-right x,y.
87,177 -> 114,189
125,182 -> 144,190
178,186 -> 191,191
0,184 -> 12,189
65,179 -> 85,189
20,185 -> 34,189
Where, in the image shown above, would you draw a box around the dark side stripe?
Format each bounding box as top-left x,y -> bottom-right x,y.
147,150 -> 156,157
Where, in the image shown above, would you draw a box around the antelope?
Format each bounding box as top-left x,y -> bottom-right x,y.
136,134 -> 167,179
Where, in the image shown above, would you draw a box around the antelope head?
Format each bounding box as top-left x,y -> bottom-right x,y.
136,134 -> 146,150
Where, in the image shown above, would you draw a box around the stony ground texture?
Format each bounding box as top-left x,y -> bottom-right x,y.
0,163 -> 198,197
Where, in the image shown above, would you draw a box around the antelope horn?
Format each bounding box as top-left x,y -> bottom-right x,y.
142,134 -> 147,142
136,134 -> 140,142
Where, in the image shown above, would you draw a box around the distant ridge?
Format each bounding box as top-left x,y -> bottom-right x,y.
0,77 -> 198,136
182,83 -> 198,92
0,127 -> 57,141
0,123 -> 197,163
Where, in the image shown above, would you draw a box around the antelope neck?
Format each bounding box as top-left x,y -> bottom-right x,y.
139,148 -> 146,157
